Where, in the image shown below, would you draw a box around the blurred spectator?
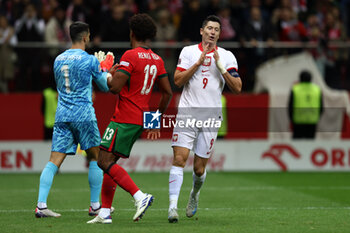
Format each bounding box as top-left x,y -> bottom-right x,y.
340,0 -> 350,38
99,4 -> 129,42
15,4 -> 45,41
155,9 -> 177,90
323,8 -> 348,89
45,6 -> 71,58
124,0 -> 139,15
277,7 -> 307,42
178,0 -> 206,42
84,0 -> 102,39
271,0 -> 292,25
243,6 -> 276,91
205,0 -> 222,16
305,13 -> 322,42
66,0 -> 88,22
324,9 -> 346,42
229,0 -> 245,29
147,0 -> 167,20
290,0 -> 308,13
155,9 -> 176,41
41,0 -> 59,22
3,0 -> 28,23
96,4 -> 130,59
168,0 -> 183,29
262,0 -> 278,22
243,0 -> 270,24
217,7 -> 239,41
304,13 -> 328,77
243,6 -> 276,43
15,3 -> 45,91
0,15 -> 17,93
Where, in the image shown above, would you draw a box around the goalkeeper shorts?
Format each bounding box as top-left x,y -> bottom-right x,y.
52,121 -> 101,155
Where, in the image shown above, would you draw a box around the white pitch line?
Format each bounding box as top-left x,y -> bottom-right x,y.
0,208 -> 231,213
2,186 -> 350,193
1,206 -> 350,213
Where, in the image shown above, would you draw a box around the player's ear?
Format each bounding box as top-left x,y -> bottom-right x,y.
200,28 -> 203,36
82,34 -> 88,43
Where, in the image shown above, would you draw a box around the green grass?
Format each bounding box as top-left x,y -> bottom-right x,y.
1,172 -> 350,233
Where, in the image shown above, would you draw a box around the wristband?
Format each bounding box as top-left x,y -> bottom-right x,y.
216,59 -> 226,74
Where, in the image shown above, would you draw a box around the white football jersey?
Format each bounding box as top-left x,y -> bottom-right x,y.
176,43 -> 238,119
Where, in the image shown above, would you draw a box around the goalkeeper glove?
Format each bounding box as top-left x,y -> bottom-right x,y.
94,51 -> 106,63
100,52 -> 115,72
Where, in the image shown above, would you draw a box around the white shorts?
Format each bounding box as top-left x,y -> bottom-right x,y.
171,126 -> 218,159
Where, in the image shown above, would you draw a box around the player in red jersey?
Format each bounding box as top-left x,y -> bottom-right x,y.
87,13 -> 172,224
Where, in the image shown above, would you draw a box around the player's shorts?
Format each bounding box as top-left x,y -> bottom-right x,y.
171,124 -> 218,159
52,121 -> 101,155
99,121 -> 143,158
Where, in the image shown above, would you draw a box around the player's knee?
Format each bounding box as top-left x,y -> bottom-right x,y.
96,159 -> 105,171
97,156 -> 109,171
173,155 -> 187,167
194,167 -> 205,177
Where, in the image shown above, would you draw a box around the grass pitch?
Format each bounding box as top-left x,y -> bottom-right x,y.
0,172 -> 349,233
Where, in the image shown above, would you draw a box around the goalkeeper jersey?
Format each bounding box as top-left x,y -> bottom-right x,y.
54,49 -> 108,122
111,46 -> 168,125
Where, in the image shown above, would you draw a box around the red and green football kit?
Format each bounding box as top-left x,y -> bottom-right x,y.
100,47 -> 168,157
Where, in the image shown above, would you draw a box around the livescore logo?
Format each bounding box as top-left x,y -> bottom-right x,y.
262,144 -> 350,171
0,150 -> 32,169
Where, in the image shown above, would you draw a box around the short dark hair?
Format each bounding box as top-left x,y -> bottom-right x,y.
300,70 -> 312,82
69,21 -> 89,43
129,13 -> 157,41
202,15 -> 221,30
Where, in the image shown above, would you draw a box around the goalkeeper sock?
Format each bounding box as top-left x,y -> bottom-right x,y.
38,162 -> 58,205
88,161 -> 103,205
192,170 -> 207,196
101,173 -> 117,209
107,164 -> 139,196
169,166 -> 184,210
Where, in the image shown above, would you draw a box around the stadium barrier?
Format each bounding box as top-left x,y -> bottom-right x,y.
1,140 -> 350,173
1,92 -> 350,140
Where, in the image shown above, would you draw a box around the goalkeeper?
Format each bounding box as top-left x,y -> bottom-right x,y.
35,21 -> 116,218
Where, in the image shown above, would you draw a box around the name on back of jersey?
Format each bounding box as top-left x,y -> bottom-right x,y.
138,52 -> 160,60
56,55 -> 82,61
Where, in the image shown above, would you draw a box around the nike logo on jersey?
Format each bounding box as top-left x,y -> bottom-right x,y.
202,70 -> 209,73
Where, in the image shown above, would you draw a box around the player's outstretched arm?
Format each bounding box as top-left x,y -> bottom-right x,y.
107,70 -> 129,94
174,44 -> 210,87
213,49 -> 242,94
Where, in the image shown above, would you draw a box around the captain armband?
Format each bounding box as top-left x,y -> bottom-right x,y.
228,69 -> 240,78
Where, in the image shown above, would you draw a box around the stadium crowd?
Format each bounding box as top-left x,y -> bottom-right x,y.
0,0 -> 350,92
